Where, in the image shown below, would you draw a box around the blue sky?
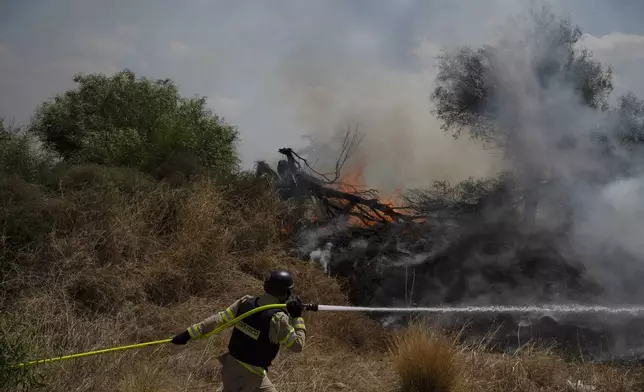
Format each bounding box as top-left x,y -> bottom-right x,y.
1,0 -> 643,187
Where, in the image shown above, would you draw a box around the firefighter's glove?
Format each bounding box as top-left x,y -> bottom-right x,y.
286,296 -> 305,318
171,330 -> 191,345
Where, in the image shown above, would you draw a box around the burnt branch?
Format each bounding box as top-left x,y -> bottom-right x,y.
285,126 -> 364,185
259,145 -> 416,227
297,174 -> 415,225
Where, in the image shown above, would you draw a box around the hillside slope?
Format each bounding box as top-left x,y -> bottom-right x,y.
1,165 -> 392,391
1,165 -> 642,392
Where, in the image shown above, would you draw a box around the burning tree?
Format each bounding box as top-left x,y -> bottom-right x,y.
255,128 -> 418,228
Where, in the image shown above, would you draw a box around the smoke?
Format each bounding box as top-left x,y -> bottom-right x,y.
276,54 -> 502,194
399,2 -> 644,305
288,1 -> 644,359
580,177 -> 644,258
571,175 -> 644,300
263,3 -> 527,194
485,6 -> 644,304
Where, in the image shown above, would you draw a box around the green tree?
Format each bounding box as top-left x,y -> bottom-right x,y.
0,119 -> 53,181
28,69 -> 240,175
613,92 -> 644,145
431,7 -> 613,147
430,6 -> 614,226
593,92 -> 644,178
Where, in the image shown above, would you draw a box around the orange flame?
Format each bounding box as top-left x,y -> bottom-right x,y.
336,163 -> 401,227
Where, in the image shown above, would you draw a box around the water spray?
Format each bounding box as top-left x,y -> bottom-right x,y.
305,303 -> 644,315
12,302 -> 644,368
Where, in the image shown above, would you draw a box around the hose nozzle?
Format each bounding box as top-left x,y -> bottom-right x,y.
305,303 -> 318,312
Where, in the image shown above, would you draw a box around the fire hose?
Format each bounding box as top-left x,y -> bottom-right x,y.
10,302 -> 644,368
11,303 -> 310,368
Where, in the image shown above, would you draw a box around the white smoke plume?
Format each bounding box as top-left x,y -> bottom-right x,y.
484,6 -> 644,304
289,2 -> 644,360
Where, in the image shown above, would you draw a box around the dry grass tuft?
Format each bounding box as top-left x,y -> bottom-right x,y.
389,319 -> 463,392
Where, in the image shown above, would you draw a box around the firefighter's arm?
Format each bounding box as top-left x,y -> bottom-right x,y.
269,311 -> 306,352
172,295 -> 251,344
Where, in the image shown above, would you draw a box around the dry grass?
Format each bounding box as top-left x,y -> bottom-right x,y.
1,165 -> 643,391
1,166 -> 389,391
385,317 -> 644,392
461,329 -> 644,392
388,320 -> 463,392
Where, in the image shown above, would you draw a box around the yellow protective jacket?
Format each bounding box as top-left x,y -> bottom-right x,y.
185,294 -> 306,377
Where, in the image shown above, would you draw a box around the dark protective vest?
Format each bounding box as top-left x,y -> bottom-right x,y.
228,297 -> 282,369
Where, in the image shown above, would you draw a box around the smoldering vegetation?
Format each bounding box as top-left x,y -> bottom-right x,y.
276,6 -> 644,361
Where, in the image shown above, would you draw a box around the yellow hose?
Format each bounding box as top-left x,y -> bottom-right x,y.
11,303 -> 287,368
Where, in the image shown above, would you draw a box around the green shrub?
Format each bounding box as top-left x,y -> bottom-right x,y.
0,120 -> 53,182
28,69 -> 240,177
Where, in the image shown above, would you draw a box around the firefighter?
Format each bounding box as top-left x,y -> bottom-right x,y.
171,270 -> 307,392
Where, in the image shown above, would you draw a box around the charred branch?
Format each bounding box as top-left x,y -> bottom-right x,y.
288,126 -> 364,184
257,143 -> 416,227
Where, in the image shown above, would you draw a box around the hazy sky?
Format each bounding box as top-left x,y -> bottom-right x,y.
1,0 -> 643,189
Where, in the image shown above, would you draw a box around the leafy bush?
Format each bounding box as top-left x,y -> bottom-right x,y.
28,69 -> 240,177
0,120 -> 53,182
